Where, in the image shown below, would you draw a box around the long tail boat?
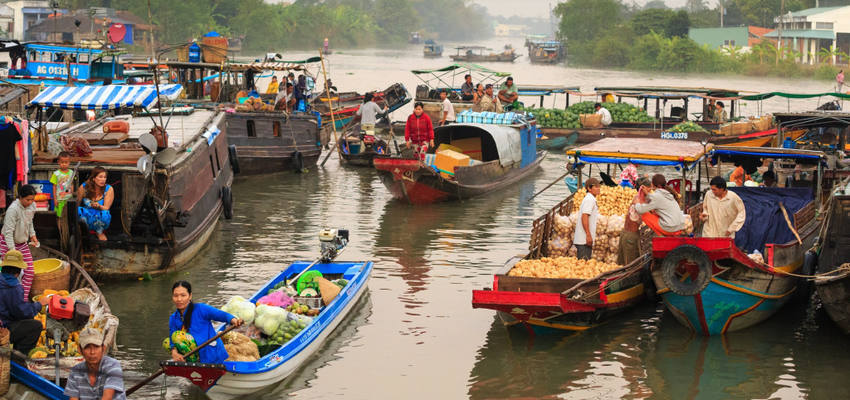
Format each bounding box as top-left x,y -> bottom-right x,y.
450,46 -> 519,62
652,146 -> 826,335
374,123 -> 544,204
472,138 -> 711,333
337,123 -> 392,167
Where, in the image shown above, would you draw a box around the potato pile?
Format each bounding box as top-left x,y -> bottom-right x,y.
548,212 -> 626,264
573,186 -> 637,216
508,256 -> 621,280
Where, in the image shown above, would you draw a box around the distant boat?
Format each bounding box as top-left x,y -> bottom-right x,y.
409,32 -> 422,44
450,45 -> 519,63
423,40 -> 443,58
527,39 -> 565,64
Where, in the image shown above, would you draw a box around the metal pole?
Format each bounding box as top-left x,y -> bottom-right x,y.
319,49 -> 341,167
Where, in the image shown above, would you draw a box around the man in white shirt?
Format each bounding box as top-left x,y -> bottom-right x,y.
439,90 -> 455,126
595,103 -> 612,126
701,176 -> 746,238
573,178 -> 601,260
355,93 -> 388,130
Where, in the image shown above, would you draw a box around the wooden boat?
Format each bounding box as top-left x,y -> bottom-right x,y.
316,83 -> 410,147
527,40 -> 565,64
537,131 -> 577,151
423,40 -> 443,58
450,46 -> 519,63
7,245 -> 118,399
225,111 -> 321,174
652,146 -> 826,335
815,178 -> 850,334
1,42 -> 124,86
28,84 -> 234,280
162,260 -> 373,400
374,123 -> 544,204
472,139 -> 712,333
337,124 -> 392,166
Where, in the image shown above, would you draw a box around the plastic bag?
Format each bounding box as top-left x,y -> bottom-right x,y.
257,291 -> 294,308
222,296 -> 256,324
253,305 -> 287,335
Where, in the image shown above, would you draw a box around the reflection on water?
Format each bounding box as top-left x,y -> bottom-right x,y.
98,44 -> 850,399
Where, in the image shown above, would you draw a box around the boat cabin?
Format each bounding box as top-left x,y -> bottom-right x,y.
593,86 -> 742,125
3,42 -> 124,85
527,40 -> 565,64
434,123 -> 538,172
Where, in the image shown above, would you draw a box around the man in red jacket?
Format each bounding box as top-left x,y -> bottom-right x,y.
405,102 -> 435,159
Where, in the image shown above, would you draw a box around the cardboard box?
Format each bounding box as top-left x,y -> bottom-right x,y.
450,137 -> 483,160
437,143 -> 463,154
434,149 -> 470,179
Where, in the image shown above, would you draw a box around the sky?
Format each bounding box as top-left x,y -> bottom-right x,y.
470,0 -> 707,19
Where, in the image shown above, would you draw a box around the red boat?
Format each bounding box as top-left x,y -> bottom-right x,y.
374,123 -> 544,204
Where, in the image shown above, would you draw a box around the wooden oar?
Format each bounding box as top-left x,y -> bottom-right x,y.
779,202 -> 803,245
530,169 -> 572,200
125,324 -> 238,396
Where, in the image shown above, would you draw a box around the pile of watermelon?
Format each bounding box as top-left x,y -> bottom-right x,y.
523,101 -> 655,129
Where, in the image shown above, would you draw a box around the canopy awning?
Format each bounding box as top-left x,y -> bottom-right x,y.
435,123 -> 522,167
28,84 -> 183,110
566,138 -> 710,167
411,63 -> 510,77
741,91 -> 850,101
712,146 -> 824,160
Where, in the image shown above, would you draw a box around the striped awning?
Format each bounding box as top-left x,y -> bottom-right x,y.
28,84 -> 183,110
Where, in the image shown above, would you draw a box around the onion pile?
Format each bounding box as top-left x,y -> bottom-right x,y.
509,256 -> 622,279
573,186 -> 638,216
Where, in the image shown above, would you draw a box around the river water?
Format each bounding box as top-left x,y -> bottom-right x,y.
99,38 -> 850,399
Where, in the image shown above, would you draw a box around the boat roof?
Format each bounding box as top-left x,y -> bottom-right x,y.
411,63 -> 510,77
712,146 -> 825,160
436,123 -> 524,166
455,46 -> 488,50
741,91 -> 850,101
227,60 -> 315,72
773,112 -> 850,128
24,43 -> 105,54
28,84 -> 183,110
516,84 -> 580,95
594,86 -> 742,97
566,138 -> 710,166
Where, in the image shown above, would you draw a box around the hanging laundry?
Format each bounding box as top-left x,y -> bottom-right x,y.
0,122 -> 21,190
15,119 -> 28,184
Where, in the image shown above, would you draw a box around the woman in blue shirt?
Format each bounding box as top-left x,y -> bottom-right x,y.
169,281 -> 242,364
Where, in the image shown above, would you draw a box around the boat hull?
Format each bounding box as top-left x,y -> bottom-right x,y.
651,232 -> 814,335
374,151 -> 545,204
816,272 -> 850,334
226,112 -> 322,175
815,191 -> 850,334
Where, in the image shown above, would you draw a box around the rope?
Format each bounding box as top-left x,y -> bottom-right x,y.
159,373 -> 167,399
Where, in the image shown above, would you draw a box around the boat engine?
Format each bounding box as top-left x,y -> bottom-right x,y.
319,229 -> 349,262
45,295 -> 91,384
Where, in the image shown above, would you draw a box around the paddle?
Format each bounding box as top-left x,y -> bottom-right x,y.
125,324 -> 239,396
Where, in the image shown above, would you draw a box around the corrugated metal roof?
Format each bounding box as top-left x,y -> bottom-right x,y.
789,6 -> 845,18
688,27 -> 749,48
763,29 -> 834,39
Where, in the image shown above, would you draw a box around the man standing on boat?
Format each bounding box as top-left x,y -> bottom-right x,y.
595,103 -> 612,126
439,89 -> 455,126
64,328 -> 126,400
356,93 -> 388,132
498,77 -> 519,109
701,177 -> 746,238
574,179 -> 600,260
461,74 -> 475,101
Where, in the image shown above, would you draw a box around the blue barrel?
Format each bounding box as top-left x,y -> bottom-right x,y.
782,137 -> 795,149
188,42 -> 201,63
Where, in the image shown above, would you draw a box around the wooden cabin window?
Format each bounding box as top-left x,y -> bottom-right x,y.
247,120 -> 256,137
214,147 -> 221,172
273,121 -> 280,137
209,155 -> 216,178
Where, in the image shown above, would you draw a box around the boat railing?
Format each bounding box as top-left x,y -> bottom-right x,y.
794,201 -> 817,231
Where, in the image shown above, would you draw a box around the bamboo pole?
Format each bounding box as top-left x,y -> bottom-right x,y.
319,50 -> 341,167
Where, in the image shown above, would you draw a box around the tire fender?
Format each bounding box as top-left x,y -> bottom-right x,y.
661,245 -> 713,296
228,145 -> 240,175
221,186 -> 233,220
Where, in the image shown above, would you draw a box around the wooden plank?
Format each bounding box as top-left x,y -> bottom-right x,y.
567,138 -> 709,161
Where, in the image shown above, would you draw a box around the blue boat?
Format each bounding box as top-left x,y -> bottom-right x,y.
10,362 -> 66,399
651,146 -> 826,335
5,43 -> 124,86
162,260 -> 372,400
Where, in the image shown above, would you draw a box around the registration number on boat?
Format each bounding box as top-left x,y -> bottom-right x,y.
660,131 -> 688,140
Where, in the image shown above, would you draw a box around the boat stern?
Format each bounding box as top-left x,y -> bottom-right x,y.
161,361 -> 228,392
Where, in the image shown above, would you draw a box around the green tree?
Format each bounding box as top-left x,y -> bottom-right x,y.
630,8 -> 674,37
374,0 -> 419,41
555,0 -> 622,45
666,10 -> 690,37
592,33 -> 631,67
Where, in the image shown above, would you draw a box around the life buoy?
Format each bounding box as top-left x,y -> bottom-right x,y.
228,145 -> 240,174
221,186 -> 233,219
661,245 -> 713,296
291,151 -> 304,173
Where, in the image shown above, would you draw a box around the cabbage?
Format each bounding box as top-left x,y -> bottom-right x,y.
254,305 -> 287,335
221,296 -> 256,324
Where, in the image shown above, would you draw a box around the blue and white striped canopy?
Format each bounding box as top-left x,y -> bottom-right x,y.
28,84 -> 183,110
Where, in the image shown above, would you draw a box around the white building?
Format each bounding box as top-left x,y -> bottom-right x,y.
5,1 -> 64,41
766,6 -> 850,64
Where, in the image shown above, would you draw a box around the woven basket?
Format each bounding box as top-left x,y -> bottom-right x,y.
316,277 -> 341,306
176,45 -> 189,62
0,328 -> 9,397
30,260 -> 70,301
731,121 -> 751,135
201,36 -> 228,63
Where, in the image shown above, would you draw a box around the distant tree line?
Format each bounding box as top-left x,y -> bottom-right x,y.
60,0 -> 490,51
554,0 -> 848,79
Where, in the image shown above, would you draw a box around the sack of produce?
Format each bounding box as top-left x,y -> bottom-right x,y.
748,250 -> 764,264
683,214 -> 694,234
257,291 -> 294,309
508,256 -> 621,279
222,296 -> 256,324
223,331 -> 259,362
547,236 -> 571,257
